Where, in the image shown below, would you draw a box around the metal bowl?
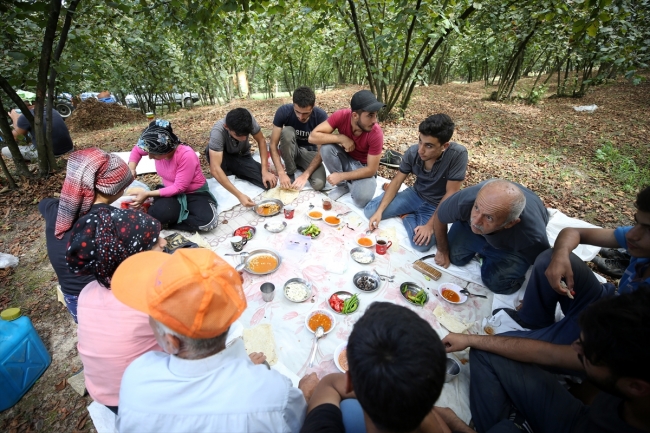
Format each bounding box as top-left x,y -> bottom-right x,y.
297,224 -> 321,239
445,357 -> 461,382
353,270 -> 381,292
350,247 -> 375,264
232,225 -> 256,240
243,249 -> 282,275
264,221 -> 287,233
283,278 -> 312,303
400,282 -> 429,306
328,291 -> 359,315
254,199 -> 283,217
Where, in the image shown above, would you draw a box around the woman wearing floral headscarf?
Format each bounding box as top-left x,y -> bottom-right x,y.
67,206 -> 166,414
128,119 -> 218,232
39,148 -> 133,322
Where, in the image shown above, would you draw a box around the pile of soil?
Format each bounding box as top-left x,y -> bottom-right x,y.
66,98 -> 146,132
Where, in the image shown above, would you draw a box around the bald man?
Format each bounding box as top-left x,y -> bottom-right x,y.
432,179 -> 550,294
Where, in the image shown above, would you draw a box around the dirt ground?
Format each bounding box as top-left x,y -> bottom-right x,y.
0,75 -> 648,431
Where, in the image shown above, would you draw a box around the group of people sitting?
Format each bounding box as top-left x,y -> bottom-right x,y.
34,83 -> 650,432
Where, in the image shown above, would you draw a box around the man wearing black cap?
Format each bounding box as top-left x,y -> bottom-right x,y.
309,90 -> 384,208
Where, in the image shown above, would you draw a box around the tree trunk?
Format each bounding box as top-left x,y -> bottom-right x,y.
0,98 -> 30,180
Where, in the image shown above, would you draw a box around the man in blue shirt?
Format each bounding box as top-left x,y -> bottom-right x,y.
268,86 -> 328,191
500,185 -> 650,345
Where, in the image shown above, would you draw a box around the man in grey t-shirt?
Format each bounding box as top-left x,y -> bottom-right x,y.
205,108 -> 277,207
433,179 -> 550,294
364,114 -> 468,252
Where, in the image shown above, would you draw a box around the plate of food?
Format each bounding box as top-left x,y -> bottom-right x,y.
298,224 -> 321,239
232,226 -> 256,240
264,221 -> 287,233
328,291 -> 359,315
254,199 -> 283,217
356,235 -> 376,248
400,282 -> 428,306
307,209 -> 323,220
283,278 -> 311,303
353,271 -> 381,292
334,342 -> 348,373
243,249 -> 282,275
305,309 -> 336,334
323,213 -> 341,227
350,247 -> 375,264
437,283 -> 468,304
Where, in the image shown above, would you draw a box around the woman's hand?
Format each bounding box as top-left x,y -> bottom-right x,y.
130,190 -> 150,208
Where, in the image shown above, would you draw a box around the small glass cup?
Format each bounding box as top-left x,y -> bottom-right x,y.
260,283 -> 275,302
284,205 -> 295,219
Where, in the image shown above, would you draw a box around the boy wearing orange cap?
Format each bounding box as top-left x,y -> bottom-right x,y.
111,249 -> 317,433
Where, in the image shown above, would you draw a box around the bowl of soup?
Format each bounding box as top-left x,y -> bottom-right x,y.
334,342 -> 348,373
244,249 -> 282,275
356,236 -> 376,248
323,213 -> 341,227
437,283 -> 467,304
305,309 -> 336,334
307,210 -> 323,220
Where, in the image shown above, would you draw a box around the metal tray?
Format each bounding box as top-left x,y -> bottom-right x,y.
254,199 -> 283,217
243,249 -> 282,275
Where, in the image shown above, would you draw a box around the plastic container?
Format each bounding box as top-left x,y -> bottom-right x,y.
0,308 -> 51,411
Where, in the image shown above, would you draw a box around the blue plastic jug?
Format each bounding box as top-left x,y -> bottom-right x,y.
0,308 -> 51,411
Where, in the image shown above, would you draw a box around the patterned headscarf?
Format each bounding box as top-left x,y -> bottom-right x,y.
137,119 -> 180,155
55,148 -> 133,239
66,206 -> 161,288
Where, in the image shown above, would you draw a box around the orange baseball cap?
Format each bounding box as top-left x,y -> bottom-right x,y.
111,248 -> 247,339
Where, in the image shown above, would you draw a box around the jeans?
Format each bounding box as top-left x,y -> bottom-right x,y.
502,249 -> 615,345
447,221 -> 530,294
364,187 -> 437,252
320,144 -> 376,208
470,349 -> 590,433
340,399 -> 366,433
205,147 -> 271,190
63,293 -> 79,323
278,127 -> 326,191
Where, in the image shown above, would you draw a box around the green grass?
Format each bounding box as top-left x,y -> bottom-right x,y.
594,141 -> 650,193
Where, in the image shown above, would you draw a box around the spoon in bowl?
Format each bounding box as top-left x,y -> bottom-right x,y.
308,326 -> 325,367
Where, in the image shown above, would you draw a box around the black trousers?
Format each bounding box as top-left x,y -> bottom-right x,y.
148,190 -> 218,232
205,148 -> 271,190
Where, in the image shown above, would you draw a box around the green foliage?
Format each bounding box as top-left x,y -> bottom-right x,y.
526,84 -> 549,104
594,141 -> 650,193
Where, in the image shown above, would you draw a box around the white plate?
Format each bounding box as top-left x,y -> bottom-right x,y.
356,235 -> 376,248
305,309 -> 336,334
334,342 -> 348,373
307,209 -> 324,220
322,212 -> 342,227
437,283 -> 468,304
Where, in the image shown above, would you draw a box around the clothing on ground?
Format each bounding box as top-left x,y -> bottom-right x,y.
77,280 -> 161,407
325,109 -> 383,164
117,339 -> 306,433
207,113 -> 261,155
273,103 -> 328,151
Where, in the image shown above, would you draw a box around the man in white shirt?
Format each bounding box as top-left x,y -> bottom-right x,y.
111,248 -> 318,433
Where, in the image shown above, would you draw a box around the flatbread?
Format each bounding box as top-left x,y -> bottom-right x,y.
263,186 -> 300,205
378,227 -> 400,251
243,324 -> 278,365
433,305 -> 471,334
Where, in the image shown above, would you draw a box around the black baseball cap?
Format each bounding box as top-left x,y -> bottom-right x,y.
350,90 -> 385,112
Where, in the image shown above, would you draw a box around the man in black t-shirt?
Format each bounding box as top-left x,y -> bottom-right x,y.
433,179 -> 550,294
301,303 -> 472,433
4,102 -> 73,161
443,287 -> 650,433
268,86 -> 328,191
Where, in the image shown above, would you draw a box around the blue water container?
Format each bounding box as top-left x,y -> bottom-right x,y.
0,308 -> 51,411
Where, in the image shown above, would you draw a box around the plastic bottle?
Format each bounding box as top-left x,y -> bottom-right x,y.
0,308 -> 51,411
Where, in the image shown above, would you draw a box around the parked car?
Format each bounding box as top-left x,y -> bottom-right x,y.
125,91 -> 199,110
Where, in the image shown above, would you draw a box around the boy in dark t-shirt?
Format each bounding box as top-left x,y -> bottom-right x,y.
268,86 -> 328,191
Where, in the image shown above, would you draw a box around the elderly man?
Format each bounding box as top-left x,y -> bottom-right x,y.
302,302 -> 471,433
443,287 -> 650,433
498,185 -> 650,345
269,86 -> 328,191
4,101 -> 73,161
433,179 -> 550,294
111,249 -> 317,432
364,114 -> 468,252
309,90 -> 384,208
205,108 -> 278,207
